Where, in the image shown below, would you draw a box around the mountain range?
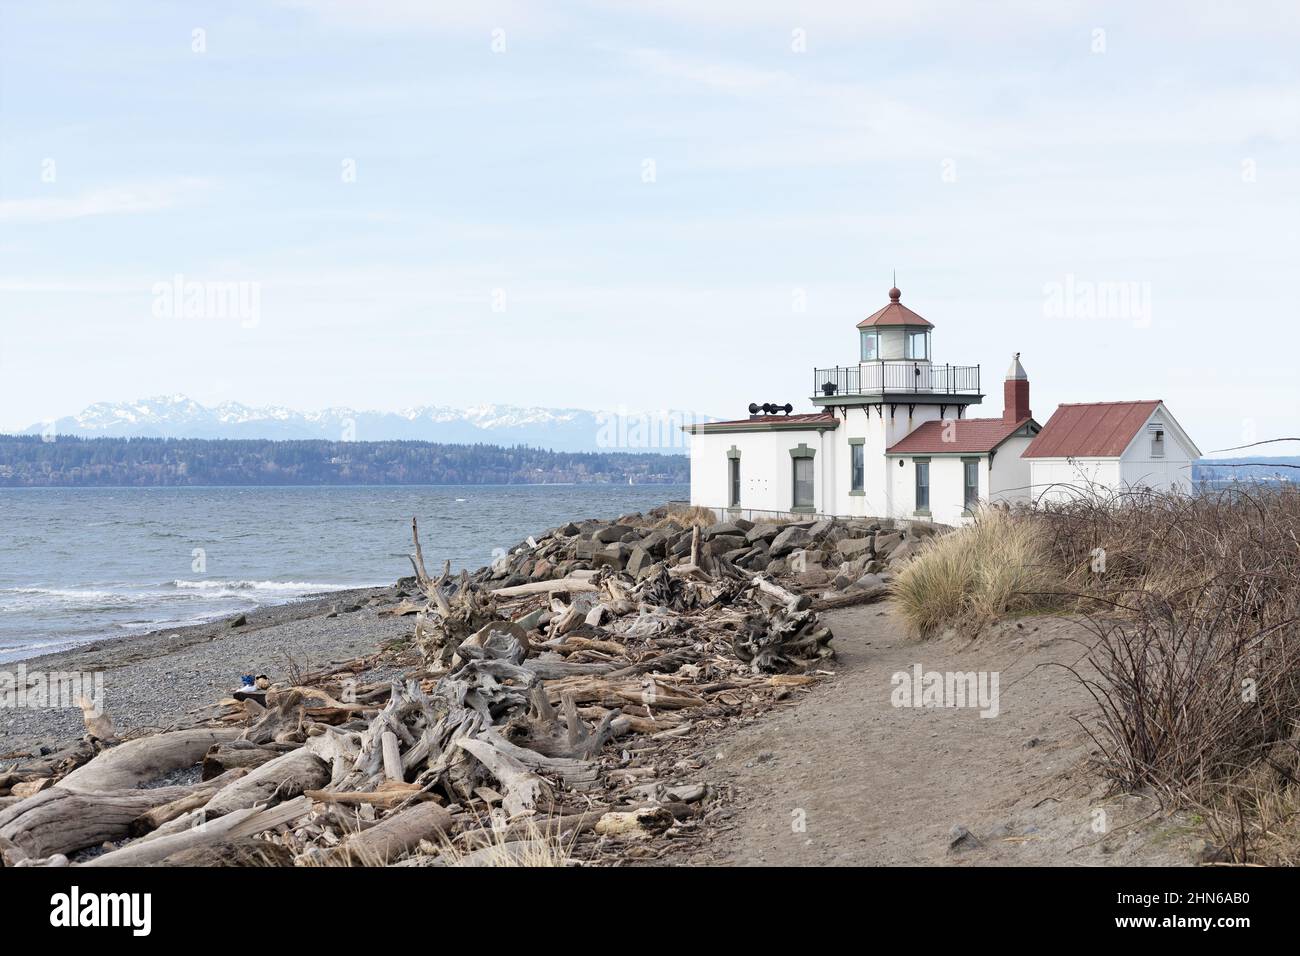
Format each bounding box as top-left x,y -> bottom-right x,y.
17,396 -> 704,454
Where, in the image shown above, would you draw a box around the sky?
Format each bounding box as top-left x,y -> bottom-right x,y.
1,0 -> 1298,452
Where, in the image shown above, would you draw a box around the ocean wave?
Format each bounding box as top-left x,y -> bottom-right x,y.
4,586 -> 120,599
169,579 -> 358,593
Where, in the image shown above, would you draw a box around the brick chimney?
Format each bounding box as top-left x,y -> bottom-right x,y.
1004,353 -> 1030,423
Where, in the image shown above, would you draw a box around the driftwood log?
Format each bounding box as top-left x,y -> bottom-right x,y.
0,785 -> 198,861
323,801 -> 453,865
56,728 -> 240,792
202,748 -> 330,817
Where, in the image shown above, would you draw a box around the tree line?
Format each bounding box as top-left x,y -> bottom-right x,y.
0,435 -> 689,487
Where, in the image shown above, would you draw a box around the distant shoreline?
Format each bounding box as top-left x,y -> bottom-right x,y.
0,434 -> 689,488
0,482 -> 688,490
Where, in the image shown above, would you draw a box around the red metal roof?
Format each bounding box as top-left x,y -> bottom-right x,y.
693,413 -> 838,430
857,287 -> 934,329
1022,401 -> 1161,458
886,417 -> 1035,455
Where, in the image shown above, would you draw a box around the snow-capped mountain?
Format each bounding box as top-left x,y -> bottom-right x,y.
21,396 -> 703,453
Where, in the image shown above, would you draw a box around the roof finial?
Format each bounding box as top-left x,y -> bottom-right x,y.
888,271 -> 901,302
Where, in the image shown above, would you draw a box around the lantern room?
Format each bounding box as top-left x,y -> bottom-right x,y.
857,286 -> 934,363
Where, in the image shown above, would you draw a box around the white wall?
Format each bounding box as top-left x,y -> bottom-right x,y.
885,454 -> 986,526
1118,409 -> 1196,493
825,404 -> 955,518
989,434 -> 1035,505
688,427 -> 835,516
1029,458 -> 1123,503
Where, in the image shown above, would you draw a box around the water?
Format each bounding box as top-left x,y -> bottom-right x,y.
0,484 -> 687,662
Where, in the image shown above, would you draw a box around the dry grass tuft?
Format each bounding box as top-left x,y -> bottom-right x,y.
431,813 -> 574,867
649,506 -> 716,529
889,507 -> 1059,638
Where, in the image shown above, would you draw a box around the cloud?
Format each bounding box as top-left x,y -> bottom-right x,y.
276,0 -> 550,32
0,179 -> 209,224
626,49 -> 786,94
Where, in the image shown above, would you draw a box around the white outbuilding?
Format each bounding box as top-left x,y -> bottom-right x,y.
1023,400 -> 1201,502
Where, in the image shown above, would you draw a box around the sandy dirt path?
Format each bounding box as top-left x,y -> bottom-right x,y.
690,602 -> 1200,866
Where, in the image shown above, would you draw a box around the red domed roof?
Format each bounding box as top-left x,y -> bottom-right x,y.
856,286 -> 934,329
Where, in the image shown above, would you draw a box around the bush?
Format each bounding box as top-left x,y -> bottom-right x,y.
890,507 -> 1060,638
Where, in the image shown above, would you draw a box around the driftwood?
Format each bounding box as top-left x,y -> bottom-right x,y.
131,768 -> 251,835
241,689 -> 310,745
0,785 -> 197,860
414,576 -> 501,669
202,740 -> 295,780
203,748 -> 330,817
149,840 -> 295,867
0,511 -> 857,867
594,806 -> 674,838
323,801 -> 453,865
490,577 -> 600,598
56,728 -> 240,792
85,795 -> 316,867
83,806 -> 258,867
813,584 -> 891,611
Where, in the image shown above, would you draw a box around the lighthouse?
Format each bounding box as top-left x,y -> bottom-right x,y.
684,281 -> 1193,524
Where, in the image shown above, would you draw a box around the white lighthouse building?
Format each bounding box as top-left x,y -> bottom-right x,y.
685,285 -> 1197,525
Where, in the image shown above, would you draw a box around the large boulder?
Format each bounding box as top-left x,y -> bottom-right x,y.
702,521 -> 743,541
707,534 -> 748,556
874,531 -> 903,557
626,545 -> 653,577
745,524 -> 783,545
770,525 -> 814,557
837,537 -> 873,559
593,542 -> 632,571
887,540 -> 918,565
809,519 -> 837,539
639,529 -> 670,558
592,524 -> 635,544
789,549 -> 826,572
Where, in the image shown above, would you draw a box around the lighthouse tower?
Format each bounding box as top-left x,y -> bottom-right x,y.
799,285 -> 987,516
812,285 -> 983,419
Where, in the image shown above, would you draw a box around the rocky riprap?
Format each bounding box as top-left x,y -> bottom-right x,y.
473,506 -> 937,602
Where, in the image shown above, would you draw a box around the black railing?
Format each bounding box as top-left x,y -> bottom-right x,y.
813,362 -> 980,397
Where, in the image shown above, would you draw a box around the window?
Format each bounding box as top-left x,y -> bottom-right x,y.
963,459 -> 979,512
728,456 -> 741,506
793,457 -> 814,509
905,329 -> 929,360
851,443 -> 864,493
1150,426 -> 1165,458
915,460 -> 930,511
860,329 -> 880,361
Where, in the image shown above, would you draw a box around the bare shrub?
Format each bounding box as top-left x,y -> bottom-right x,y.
1038,485 -> 1300,860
